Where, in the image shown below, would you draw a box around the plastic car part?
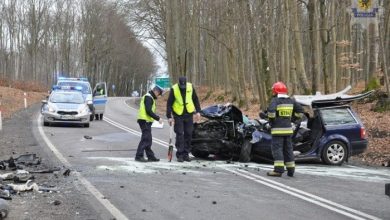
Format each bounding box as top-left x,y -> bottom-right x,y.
7,180 -> 39,192
14,154 -> 41,165
193,120 -> 227,139
0,198 -> 9,218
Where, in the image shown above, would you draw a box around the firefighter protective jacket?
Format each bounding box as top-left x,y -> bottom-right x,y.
267,94 -> 304,136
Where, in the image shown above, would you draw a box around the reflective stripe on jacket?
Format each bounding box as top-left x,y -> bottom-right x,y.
137,93 -> 156,122
267,96 -> 303,136
172,83 -> 195,115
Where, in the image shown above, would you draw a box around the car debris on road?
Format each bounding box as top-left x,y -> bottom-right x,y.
0,153 -> 67,218
0,198 -> 9,219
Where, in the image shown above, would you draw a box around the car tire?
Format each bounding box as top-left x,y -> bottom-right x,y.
192,150 -> 209,159
100,114 -> 103,120
239,139 -> 252,163
90,114 -> 94,121
43,121 -> 49,126
84,123 -> 90,128
322,141 -> 347,165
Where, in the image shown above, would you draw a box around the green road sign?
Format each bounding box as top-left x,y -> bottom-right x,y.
155,77 -> 171,88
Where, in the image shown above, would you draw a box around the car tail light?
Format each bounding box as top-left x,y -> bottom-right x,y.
360,127 -> 366,139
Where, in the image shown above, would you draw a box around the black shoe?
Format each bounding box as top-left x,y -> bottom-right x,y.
287,168 -> 295,177
177,157 -> 184,162
135,157 -> 147,162
183,156 -> 191,162
148,157 -> 160,162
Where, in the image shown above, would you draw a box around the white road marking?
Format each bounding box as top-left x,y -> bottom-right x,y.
122,98 -> 139,111
243,163 -> 390,183
104,116 -> 171,147
37,115 -> 129,220
223,168 -> 381,220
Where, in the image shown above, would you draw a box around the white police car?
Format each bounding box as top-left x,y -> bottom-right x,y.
41,87 -> 91,127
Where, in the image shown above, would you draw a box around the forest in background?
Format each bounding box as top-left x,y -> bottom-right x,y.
129,0 -> 390,109
1,0 -> 389,108
0,0 -> 156,96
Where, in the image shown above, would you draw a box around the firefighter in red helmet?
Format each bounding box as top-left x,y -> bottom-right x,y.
265,82 -> 303,177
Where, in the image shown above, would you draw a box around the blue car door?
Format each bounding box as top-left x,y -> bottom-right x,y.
93,82 -> 107,115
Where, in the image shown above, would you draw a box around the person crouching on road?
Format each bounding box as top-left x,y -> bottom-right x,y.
166,76 -> 201,162
135,85 -> 164,162
266,82 -> 303,177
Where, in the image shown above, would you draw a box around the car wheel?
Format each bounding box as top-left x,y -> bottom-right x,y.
192,150 -> 209,159
84,123 -> 90,128
322,141 -> 347,165
239,139 -> 252,163
43,121 -> 49,126
100,114 -> 103,120
90,114 -> 94,121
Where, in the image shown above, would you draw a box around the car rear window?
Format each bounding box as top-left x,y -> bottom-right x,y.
320,108 -> 357,126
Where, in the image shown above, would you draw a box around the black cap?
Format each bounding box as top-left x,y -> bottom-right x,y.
179,76 -> 187,89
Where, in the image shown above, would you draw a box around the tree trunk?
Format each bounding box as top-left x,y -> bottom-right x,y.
308,0 -> 321,94
290,0 -> 310,94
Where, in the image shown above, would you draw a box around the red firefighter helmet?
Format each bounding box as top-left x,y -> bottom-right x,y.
272,82 -> 288,95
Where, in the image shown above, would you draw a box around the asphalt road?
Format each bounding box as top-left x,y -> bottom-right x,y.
36,97 -> 390,220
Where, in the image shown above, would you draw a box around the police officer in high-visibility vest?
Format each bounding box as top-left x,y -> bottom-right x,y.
266,82 -> 303,177
135,85 -> 164,162
166,76 -> 201,162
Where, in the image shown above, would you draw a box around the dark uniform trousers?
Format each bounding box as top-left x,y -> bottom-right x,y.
136,120 -> 155,158
174,115 -> 193,158
271,135 -> 295,173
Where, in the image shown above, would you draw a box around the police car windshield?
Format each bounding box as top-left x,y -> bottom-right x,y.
50,92 -> 85,104
57,81 -> 91,94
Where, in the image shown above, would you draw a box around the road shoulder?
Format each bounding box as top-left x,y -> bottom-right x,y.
0,105 -> 105,219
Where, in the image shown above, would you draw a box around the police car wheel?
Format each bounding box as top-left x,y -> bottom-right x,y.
84,123 -> 90,128
239,139 -> 252,163
322,141 -> 347,166
100,114 -> 103,120
43,121 -> 50,126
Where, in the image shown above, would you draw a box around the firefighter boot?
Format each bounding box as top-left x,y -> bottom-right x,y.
287,167 -> 295,177
267,171 -> 282,177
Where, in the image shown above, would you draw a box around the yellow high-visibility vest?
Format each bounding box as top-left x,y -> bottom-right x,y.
172,83 -> 195,115
137,93 -> 156,122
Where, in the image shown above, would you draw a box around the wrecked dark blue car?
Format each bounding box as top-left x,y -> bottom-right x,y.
191,87 -> 373,165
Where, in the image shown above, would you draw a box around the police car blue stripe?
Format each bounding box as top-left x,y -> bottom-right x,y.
93,99 -> 108,105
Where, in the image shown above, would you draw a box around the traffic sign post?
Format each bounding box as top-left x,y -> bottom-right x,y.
112,84 -> 116,96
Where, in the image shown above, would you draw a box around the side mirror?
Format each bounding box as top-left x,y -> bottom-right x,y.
41,100 -> 48,104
